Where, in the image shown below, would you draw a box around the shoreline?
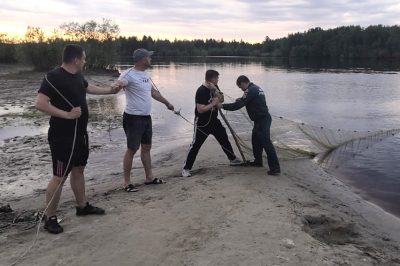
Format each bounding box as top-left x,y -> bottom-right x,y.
1,69 -> 400,265
1,138 -> 400,265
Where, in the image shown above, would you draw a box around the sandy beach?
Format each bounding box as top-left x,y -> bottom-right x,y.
1,70 -> 400,266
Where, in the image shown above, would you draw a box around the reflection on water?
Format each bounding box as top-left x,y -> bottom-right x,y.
0,126 -> 48,143
113,57 -> 400,217
326,134 -> 400,217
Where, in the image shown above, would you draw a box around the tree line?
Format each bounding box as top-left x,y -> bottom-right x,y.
0,20 -> 399,71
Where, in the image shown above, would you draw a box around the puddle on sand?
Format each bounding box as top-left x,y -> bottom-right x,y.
0,105 -> 25,116
0,126 -> 48,144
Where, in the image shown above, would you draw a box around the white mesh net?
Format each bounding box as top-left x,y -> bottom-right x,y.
221,94 -> 400,166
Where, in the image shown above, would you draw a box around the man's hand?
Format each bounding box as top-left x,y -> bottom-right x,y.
166,103 -> 174,111
67,107 -> 82,119
111,80 -> 126,92
110,85 -> 121,94
216,102 -> 223,109
212,97 -> 220,106
209,83 -> 217,90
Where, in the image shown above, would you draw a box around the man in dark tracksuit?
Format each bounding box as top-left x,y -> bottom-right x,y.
182,70 -> 242,177
220,75 -> 281,175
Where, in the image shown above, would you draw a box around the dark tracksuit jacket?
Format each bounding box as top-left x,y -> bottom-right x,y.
223,83 -> 280,171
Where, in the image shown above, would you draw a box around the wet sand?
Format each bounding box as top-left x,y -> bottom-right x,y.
1,69 -> 400,266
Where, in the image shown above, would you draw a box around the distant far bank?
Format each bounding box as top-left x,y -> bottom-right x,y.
1,20 -> 400,71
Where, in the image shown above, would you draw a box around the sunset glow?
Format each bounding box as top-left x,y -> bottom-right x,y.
1,0 -> 400,42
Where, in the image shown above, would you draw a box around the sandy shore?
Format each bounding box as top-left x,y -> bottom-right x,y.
1,138 -> 400,266
1,69 -> 400,266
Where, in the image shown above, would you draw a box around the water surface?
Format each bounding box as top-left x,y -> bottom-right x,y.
115,57 -> 400,217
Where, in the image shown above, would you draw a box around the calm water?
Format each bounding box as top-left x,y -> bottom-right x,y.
117,57 -> 400,217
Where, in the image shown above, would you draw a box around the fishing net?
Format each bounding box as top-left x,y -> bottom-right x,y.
220,94 -> 400,166
84,75 -> 400,169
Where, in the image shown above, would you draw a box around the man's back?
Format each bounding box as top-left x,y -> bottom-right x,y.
244,83 -> 269,121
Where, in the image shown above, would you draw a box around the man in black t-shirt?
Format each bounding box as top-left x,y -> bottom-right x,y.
35,44 -> 121,234
182,70 -> 242,177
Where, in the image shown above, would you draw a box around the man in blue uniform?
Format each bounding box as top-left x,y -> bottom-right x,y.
219,75 -> 281,175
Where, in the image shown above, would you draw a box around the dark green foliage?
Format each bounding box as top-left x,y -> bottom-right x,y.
15,27 -> 63,71
264,25 -> 400,59
0,43 -> 17,63
2,19 -> 120,71
1,24 -> 400,69
0,33 -> 17,63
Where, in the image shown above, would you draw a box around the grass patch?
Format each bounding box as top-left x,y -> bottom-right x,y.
0,112 -> 47,119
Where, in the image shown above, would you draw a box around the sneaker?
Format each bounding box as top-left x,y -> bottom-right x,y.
76,202 -> 105,216
267,170 -> 281,176
182,169 -> 191,177
44,216 -> 63,234
229,157 -> 242,166
248,161 -> 263,167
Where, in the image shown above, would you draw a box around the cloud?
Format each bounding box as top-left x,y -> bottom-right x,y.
1,0 -> 399,42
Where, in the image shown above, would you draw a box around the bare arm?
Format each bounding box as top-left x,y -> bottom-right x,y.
196,97 -> 219,114
86,83 -> 120,95
214,90 -> 224,102
35,93 -> 81,119
208,83 -> 224,102
151,86 -> 174,110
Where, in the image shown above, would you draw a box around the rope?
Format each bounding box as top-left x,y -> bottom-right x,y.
150,80 -> 241,160
85,68 -> 132,141
173,109 -> 239,159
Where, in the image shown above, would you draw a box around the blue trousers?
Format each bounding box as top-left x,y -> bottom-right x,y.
252,113 -> 280,172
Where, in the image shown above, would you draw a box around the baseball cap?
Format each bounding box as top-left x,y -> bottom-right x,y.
133,48 -> 154,62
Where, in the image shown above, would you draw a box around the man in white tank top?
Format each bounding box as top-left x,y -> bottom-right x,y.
116,48 -> 174,192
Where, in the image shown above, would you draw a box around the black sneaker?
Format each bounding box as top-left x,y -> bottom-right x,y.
76,202 -> 105,216
267,170 -> 281,176
248,161 -> 263,167
44,216 -> 63,234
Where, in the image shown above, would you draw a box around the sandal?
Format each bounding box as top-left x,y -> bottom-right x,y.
144,178 -> 166,185
124,184 -> 138,192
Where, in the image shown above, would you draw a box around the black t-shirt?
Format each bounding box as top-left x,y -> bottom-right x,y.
38,67 -> 89,137
194,84 -> 220,126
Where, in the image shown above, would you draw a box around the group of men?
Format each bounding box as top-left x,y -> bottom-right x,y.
35,44 -> 280,234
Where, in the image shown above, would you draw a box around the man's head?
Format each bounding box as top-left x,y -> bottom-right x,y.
133,48 -> 154,69
62,44 -> 86,71
205,69 -> 219,85
236,75 -> 251,91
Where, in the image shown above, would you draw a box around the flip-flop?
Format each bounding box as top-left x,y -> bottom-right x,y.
144,178 -> 166,185
124,184 -> 138,192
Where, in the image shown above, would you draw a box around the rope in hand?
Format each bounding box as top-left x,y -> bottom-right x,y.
9,75 -> 78,266
172,108 -> 240,159
148,78 -> 240,159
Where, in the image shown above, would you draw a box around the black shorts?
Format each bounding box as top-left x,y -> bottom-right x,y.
49,133 -> 89,177
123,113 -> 152,151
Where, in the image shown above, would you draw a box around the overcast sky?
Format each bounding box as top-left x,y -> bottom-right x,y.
1,0 -> 400,43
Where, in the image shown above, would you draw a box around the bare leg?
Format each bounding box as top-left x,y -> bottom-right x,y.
141,144 -> 154,182
123,148 -> 137,186
46,175 -> 68,218
70,166 -> 86,208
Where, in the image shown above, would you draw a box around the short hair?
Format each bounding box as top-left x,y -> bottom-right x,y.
236,75 -> 250,85
62,44 -> 85,63
205,70 -> 219,81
